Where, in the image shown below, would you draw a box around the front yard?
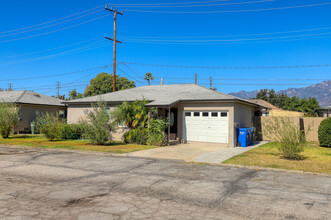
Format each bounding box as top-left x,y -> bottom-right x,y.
223,142 -> 331,174
0,135 -> 158,154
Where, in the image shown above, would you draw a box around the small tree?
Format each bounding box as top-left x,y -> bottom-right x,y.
144,72 -> 154,86
0,103 -> 19,138
80,101 -> 113,145
35,112 -> 64,141
318,117 -> 331,148
264,117 -> 306,160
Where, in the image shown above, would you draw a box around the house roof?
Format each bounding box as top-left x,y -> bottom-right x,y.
247,99 -> 280,110
63,84 -> 262,108
0,90 -> 65,106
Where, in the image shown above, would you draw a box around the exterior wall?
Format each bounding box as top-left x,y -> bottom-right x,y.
16,104 -> 66,133
67,101 -> 259,146
67,104 -> 128,142
172,102 -> 235,147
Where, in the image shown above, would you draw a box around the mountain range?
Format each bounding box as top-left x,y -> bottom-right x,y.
229,80 -> 331,107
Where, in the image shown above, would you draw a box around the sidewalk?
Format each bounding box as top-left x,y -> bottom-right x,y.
193,141 -> 269,164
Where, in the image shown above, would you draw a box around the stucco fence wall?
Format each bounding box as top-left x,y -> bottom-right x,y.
254,116 -> 327,142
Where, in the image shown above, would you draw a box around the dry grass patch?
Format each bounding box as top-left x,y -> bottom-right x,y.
0,134 -> 157,154
223,142 -> 331,174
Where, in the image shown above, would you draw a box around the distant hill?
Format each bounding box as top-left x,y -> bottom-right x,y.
229,80 -> 331,107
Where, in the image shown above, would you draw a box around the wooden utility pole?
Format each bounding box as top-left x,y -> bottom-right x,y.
210,76 -> 212,89
8,83 -> 12,91
195,73 -> 197,84
57,81 -> 60,99
105,5 -> 123,92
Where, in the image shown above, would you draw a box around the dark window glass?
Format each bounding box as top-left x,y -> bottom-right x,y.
202,112 -> 209,117
221,112 -> 228,117
211,112 -> 218,117
185,112 -> 191,117
194,112 -> 200,117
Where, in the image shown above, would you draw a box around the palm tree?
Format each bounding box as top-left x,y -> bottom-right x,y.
144,72 -> 154,85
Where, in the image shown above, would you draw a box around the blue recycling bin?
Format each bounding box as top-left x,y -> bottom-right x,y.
238,128 -> 250,147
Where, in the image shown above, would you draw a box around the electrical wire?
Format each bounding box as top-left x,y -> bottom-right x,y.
111,0 -> 228,6
116,66 -> 147,85
123,31 -> 331,43
0,65 -> 110,82
116,0 -> 274,8
124,2 -> 331,13
118,61 -> 331,69
0,37 -> 102,59
0,9 -> 103,38
0,4 -> 105,34
121,26 -> 331,39
1,41 -> 109,64
0,14 -> 110,43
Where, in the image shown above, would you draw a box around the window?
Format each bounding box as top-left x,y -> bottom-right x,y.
118,121 -> 127,128
221,112 -> 227,117
211,112 -> 218,117
202,112 -> 209,117
194,112 -> 200,117
106,107 -> 111,116
185,112 -> 191,117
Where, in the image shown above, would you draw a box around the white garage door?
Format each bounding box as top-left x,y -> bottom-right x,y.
183,111 -> 228,143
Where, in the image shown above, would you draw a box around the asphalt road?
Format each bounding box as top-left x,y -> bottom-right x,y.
0,145 -> 330,220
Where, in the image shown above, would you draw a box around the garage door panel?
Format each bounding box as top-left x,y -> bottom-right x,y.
183,111 -> 228,144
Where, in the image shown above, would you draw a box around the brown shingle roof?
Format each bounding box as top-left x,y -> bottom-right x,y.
247,99 -> 281,110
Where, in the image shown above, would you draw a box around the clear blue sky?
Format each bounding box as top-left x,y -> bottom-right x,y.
0,0 -> 330,97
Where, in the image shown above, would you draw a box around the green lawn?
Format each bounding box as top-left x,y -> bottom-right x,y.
223,142 -> 331,174
0,134 -> 158,154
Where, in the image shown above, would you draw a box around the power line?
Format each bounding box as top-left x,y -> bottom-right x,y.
0,65 -> 110,82
116,66 -> 146,85
0,4 -> 105,34
0,9 -> 103,38
125,2 -> 331,13
122,31 -> 331,43
118,61 -> 331,69
117,0 -> 274,8
121,26 -> 331,39
112,0 -> 228,6
1,41 -> 108,64
0,14 -> 110,43
0,37 -> 101,59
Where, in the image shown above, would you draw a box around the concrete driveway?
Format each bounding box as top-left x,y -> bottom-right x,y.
0,145 -> 330,219
127,141 -> 267,163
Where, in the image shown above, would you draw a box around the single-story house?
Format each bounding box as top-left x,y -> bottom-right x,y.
0,90 -> 66,133
314,106 -> 330,117
248,99 -> 304,117
63,84 -> 264,147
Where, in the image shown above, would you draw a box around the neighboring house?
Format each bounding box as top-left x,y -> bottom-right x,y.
63,84 -> 263,147
314,106 -> 331,117
248,99 -> 304,117
0,90 -> 66,133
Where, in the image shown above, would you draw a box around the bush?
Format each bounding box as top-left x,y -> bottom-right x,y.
0,103 -> 19,138
318,117 -> 331,147
80,102 -> 113,145
60,124 -> 83,140
264,117 -> 306,159
35,112 -> 64,141
123,128 -> 148,145
147,119 -> 167,146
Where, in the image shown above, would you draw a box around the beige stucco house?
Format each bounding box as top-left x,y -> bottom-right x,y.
64,84 -> 263,147
0,90 -> 66,133
248,99 -> 304,117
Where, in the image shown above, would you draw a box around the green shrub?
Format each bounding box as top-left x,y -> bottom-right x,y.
318,117 -> 331,148
0,103 -> 19,138
60,124 -> 83,140
124,128 -> 148,145
264,117 -> 306,160
35,112 -> 64,141
147,119 -> 167,146
80,102 -> 113,145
